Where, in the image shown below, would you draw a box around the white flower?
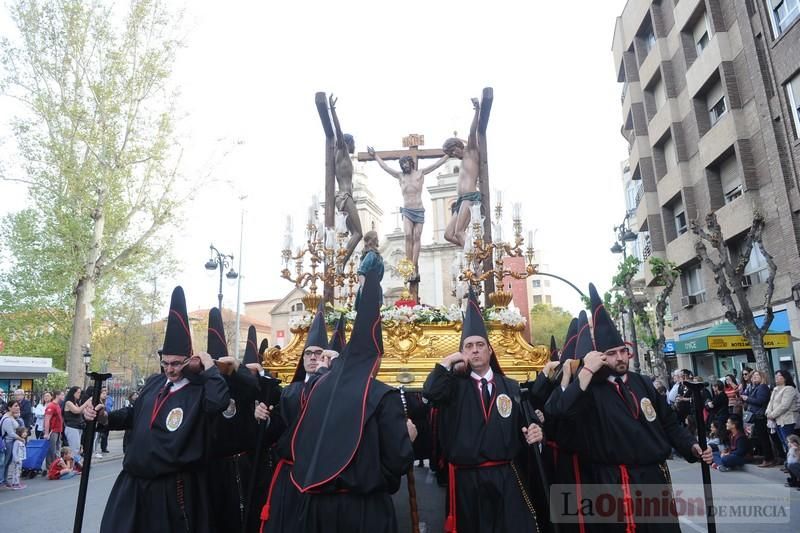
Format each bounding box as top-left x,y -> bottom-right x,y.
486,307 -> 526,327
443,304 -> 463,323
288,312 -> 314,329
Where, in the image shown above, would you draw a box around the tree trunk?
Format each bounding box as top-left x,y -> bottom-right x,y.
67,278 -> 94,386
747,333 -> 772,382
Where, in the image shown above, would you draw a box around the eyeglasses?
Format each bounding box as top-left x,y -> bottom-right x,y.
160,359 -> 188,369
303,349 -> 324,358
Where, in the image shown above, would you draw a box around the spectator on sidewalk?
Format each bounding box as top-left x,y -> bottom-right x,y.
8,426 -> 28,490
44,391 -> 65,471
766,370 -> 798,454
34,392 -> 51,439
93,387 -> 111,457
707,380 -> 730,432
0,388 -> 7,414
122,390 -> 138,455
712,416 -> 748,472
2,399 -> 25,486
47,447 -> 79,480
742,371 -> 775,467
15,389 -> 34,431
724,375 -> 742,416
785,435 -> 800,489
62,386 -> 85,451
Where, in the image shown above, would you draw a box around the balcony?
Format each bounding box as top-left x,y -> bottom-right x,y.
629,135 -> 652,170
715,195 -> 752,238
622,81 -> 642,124
657,164 -> 684,207
698,109 -> 740,168
674,0 -> 705,32
639,39 -> 667,87
666,231 -> 697,269
686,32 -> 735,98
644,250 -> 667,287
634,191 -> 658,233
648,98 -> 677,142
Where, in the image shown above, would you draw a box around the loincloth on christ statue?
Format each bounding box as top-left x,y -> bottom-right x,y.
400,206 -> 425,224
335,191 -> 353,210
451,191 -> 482,215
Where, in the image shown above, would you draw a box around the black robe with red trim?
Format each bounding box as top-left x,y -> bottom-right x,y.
99,368 -> 230,533
207,366 -> 260,533
295,381 -> 413,533
423,364 -> 539,533
259,375 -> 322,533
556,371 -> 697,532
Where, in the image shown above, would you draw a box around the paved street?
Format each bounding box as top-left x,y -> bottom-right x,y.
2,434 -> 798,533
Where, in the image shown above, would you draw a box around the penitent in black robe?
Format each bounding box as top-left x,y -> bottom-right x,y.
556,371 -> 697,533
207,366 -> 259,533
259,378 -> 316,533
423,364 -> 539,533
296,381 -> 414,533
100,368 -> 230,533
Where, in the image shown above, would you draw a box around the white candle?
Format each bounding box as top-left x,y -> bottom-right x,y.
335,211 -> 348,233
512,202 -> 522,220
495,189 -> 503,207
493,221 -> 503,242
283,233 -> 293,251
311,194 -> 319,213
470,204 -> 482,224
527,230 -> 534,246
325,227 -> 336,249
286,215 -> 293,233
463,235 -> 474,253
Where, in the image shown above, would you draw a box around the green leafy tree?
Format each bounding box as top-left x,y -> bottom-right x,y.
529,304 -> 574,347
0,0 -> 188,385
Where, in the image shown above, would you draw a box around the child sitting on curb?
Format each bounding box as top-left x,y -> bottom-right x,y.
712,416 -> 749,472
47,446 -> 80,480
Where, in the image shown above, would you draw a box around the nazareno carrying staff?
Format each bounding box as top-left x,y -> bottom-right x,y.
289,269 -> 415,532
254,304 -> 332,533
205,310 -> 261,533
423,287 -> 543,533
84,286 -> 230,533
554,283 -> 713,532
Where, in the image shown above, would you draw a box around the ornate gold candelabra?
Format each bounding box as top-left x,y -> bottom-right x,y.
281,203 -> 359,310
457,196 -> 538,308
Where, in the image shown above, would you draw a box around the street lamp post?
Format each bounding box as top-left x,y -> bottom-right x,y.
611,215 -> 641,373
83,345 -> 92,388
205,244 -> 238,312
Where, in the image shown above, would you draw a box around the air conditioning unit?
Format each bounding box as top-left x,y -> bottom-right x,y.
741,275 -> 753,288
681,295 -> 697,308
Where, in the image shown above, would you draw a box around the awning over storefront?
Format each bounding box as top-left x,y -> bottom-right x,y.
676,322 -> 790,353
0,355 -> 61,378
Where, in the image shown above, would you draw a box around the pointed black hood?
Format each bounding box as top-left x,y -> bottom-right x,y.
292,304 -> 328,383
574,310 -> 594,360
460,288 -> 503,374
328,312 -> 347,354
258,338 -> 270,356
549,335 -> 559,362
243,325 -> 259,365
162,286 -> 193,357
589,283 -> 625,352
290,268 -> 383,492
559,318 -> 579,363
206,307 -> 228,359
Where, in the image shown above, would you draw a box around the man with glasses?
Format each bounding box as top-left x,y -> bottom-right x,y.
84,286 -> 230,533
255,305 -> 331,533
555,284 -> 712,531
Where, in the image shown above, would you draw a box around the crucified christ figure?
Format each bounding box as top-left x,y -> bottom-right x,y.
330,94 -> 363,266
443,98 -> 481,248
367,146 -> 449,281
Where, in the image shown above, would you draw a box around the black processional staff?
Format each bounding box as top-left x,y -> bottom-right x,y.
243,374 -> 281,533
685,380 -> 716,533
519,386 -> 559,533
73,371 -> 112,533
399,387 -> 421,533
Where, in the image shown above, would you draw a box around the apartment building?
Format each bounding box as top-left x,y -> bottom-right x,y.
612,0 -> 800,378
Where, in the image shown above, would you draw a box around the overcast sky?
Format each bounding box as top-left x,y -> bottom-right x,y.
1,0 -> 630,317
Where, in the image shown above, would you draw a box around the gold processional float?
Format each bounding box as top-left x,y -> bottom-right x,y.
263,187 -> 549,388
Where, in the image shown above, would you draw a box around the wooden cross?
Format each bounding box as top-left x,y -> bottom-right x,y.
357,134 -> 446,166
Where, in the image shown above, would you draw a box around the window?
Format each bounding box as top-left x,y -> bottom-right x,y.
532,279 -> 541,288
671,197 -> 688,236
533,295 -> 543,305
545,295 -> 552,305
706,80 -> 727,126
290,302 -> 305,313
683,264 -> 706,302
663,135 -> 678,172
692,13 -> 712,55
626,181 -> 641,211
719,154 -> 742,204
640,18 -> 657,57
769,0 -> 800,36
787,73 -> 800,139
652,77 -> 667,112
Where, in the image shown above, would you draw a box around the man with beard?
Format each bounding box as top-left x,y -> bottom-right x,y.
84,286 -> 230,533
555,284 -> 712,532
289,270 -> 415,533
367,146 -> 449,280
423,288 -> 543,533
255,305 -> 330,533
206,311 -> 260,533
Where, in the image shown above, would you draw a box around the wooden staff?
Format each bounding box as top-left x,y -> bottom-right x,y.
73,371 -> 112,533
399,387 -> 420,533
685,380 -> 716,533
519,386 -> 559,533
